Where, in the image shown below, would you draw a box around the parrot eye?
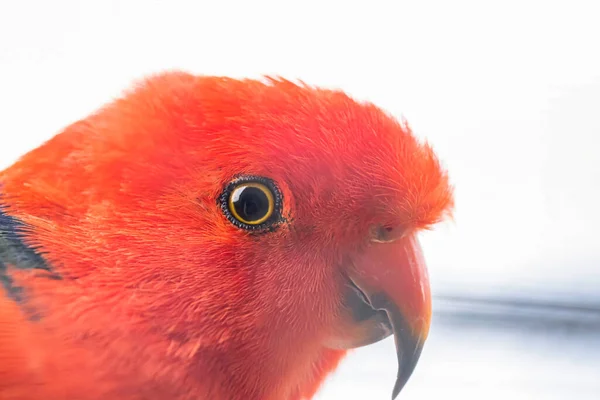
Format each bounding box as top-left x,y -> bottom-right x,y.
219,176 -> 282,230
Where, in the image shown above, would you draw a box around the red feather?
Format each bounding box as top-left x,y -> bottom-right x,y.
0,71 -> 453,399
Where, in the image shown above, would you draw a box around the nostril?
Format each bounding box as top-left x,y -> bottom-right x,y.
371,224 -> 405,243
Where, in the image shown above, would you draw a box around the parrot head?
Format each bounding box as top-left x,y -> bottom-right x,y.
0,72 -> 453,399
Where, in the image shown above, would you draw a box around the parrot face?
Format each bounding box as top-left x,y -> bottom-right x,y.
0,72 -> 453,399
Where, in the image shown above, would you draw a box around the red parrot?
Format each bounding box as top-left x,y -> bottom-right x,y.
0,72 -> 453,400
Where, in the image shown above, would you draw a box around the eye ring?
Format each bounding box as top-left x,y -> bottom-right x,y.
219,176 -> 283,230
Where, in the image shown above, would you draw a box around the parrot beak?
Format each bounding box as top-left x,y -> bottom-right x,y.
346,233 -> 432,399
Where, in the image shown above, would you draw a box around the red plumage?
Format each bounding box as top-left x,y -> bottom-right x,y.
0,72 -> 453,399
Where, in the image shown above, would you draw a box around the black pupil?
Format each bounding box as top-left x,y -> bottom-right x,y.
232,186 -> 269,222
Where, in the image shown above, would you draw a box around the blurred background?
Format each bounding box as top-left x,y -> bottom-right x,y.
1,1 -> 598,398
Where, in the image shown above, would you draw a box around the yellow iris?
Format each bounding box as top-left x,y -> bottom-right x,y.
228,182 -> 275,225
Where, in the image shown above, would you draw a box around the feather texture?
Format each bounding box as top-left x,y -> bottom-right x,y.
0,71 -> 453,399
